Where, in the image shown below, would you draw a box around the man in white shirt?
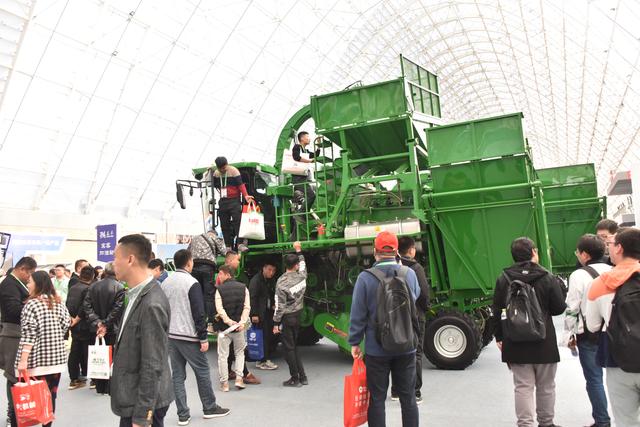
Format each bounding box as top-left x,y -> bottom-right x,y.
564,234 -> 612,427
51,264 -> 69,302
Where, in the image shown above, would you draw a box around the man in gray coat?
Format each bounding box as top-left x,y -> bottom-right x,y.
111,234 -> 174,427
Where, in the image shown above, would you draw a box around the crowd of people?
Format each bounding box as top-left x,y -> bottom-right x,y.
0,218 -> 638,427
346,221 -> 640,427
488,220 -> 640,427
0,231 -> 310,426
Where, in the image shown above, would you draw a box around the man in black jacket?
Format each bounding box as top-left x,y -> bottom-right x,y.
111,234 -> 173,427
66,265 -> 95,390
290,131 -> 321,238
391,236 -> 430,404
492,237 -> 567,427
68,258 -> 89,290
249,261 -> 278,370
83,262 -> 125,395
0,257 -> 36,427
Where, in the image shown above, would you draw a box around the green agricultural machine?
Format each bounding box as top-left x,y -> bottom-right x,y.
176,55 -> 605,369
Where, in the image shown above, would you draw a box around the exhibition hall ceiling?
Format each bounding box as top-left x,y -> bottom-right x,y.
0,0 -> 637,218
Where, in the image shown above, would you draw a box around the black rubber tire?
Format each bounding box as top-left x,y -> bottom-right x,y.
481,316 -> 496,348
424,309 -> 482,370
475,306 -> 495,348
297,325 -> 322,346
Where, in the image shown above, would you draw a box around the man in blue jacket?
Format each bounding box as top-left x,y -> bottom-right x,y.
348,231 -> 420,427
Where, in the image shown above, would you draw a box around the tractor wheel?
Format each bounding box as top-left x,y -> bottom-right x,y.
481,315 -> 496,348
297,325 -> 322,346
476,306 -> 496,348
424,309 -> 482,370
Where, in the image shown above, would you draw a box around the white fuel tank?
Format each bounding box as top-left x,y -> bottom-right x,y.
343,219 -> 422,257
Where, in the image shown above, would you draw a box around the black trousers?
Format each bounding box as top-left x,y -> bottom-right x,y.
191,263 -> 217,321
292,175 -> 315,211
6,379 -> 16,427
391,312 -> 426,397
218,197 -> 243,249
68,338 -> 89,380
119,405 -> 168,427
415,313 -> 426,394
34,373 -> 60,427
280,311 -> 305,378
366,353 -> 419,427
261,309 -> 276,361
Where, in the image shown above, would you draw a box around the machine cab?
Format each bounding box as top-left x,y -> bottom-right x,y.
176,162 -> 278,244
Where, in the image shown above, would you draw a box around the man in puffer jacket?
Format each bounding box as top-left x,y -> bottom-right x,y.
273,241 -> 307,387
586,227 -> 640,427
492,237 -> 567,427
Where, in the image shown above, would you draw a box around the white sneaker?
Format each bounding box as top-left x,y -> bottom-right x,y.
257,360 -> 278,370
264,360 -> 278,370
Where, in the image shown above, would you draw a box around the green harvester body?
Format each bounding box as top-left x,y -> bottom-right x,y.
180,55 -> 604,369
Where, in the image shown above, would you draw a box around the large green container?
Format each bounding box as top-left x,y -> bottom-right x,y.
426,113 -> 527,166
426,113 -> 549,292
429,156 -> 535,207
310,78 -> 430,171
431,200 -> 542,291
538,164 -> 604,273
538,164 -> 598,201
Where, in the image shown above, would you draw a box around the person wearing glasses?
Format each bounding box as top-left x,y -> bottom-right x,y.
595,219 -> 618,265
564,235 -> 612,427
585,227 -> 640,427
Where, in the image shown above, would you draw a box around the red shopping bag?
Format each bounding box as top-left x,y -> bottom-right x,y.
11,374 -> 54,427
344,358 -> 369,427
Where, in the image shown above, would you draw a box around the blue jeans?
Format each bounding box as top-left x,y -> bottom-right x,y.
578,336 -> 610,425
169,339 -> 217,419
365,352 -> 419,427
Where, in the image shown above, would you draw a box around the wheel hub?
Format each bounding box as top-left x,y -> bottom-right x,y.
433,325 -> 467,358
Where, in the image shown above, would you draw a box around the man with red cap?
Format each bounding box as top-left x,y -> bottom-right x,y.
348,230 -> 421,427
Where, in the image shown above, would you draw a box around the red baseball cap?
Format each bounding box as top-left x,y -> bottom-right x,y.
374,230 -> 398,253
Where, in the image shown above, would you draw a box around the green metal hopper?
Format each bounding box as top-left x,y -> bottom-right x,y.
425,113 -> 551,296
538,164 -> 605,273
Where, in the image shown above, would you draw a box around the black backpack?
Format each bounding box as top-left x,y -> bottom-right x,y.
366,266 -> 418,353
607,273 -> 640,373
501,272 -> 546,342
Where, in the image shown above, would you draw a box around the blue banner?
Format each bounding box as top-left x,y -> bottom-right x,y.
97,224 -> 117,262
7,233 -> 66,253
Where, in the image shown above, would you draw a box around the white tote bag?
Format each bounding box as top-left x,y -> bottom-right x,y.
281,149 -> 310,176
87,337 -> 112,380
238,202 -> 266,240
